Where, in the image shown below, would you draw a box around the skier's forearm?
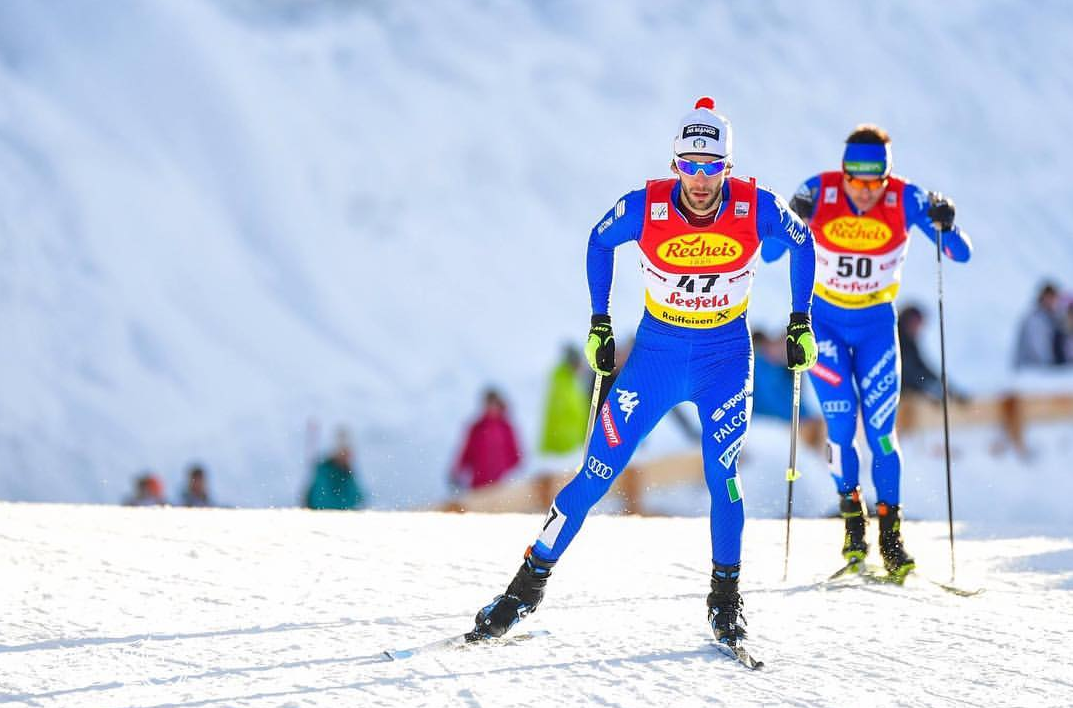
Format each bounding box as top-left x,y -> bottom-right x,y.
787,237 -> 815,313
587,236 -> 615,315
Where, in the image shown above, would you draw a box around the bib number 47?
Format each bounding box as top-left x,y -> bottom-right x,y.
676,274 -> 720,293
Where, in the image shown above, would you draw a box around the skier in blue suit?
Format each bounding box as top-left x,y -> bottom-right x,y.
471,98 -> 817,651
762,124 -> 972,578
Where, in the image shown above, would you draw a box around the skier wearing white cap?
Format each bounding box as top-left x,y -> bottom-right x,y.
469,98 -> 817,664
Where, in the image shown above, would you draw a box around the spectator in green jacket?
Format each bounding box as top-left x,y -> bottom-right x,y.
306,428 -> 366,510
539,345 -> 590,455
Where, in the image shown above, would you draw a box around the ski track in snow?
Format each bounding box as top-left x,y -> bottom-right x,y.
1,505 -> 1071,707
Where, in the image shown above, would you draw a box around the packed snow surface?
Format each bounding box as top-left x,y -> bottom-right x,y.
1,503 -> 1071,707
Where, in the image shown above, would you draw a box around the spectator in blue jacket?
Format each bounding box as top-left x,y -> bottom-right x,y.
306,428 -> 366,510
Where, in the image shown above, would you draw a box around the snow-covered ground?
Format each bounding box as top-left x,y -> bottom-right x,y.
2,1 -> 1073,508
0,503 -> 1070,707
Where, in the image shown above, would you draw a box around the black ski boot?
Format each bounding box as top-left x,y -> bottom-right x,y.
472,549 -> 555,639
876,502 -> 916,581
839,487 -> 869,569
707,563 -> 748,646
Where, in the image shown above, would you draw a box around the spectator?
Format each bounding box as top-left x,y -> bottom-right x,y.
751,330 -> 824,449
539,345 -> 590,456
898,305 -> 968,403
898,305 -> 940,398
1014,282 -> 1066,368
450,388 -> 522,491
123,473 -> 166,506
180,464 -> 213,507
1065,301 -> 1073,363
306,427 -> 366,510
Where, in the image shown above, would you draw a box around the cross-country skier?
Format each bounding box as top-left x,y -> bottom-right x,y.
762,124 -> 972,580
470,98 -> 817,652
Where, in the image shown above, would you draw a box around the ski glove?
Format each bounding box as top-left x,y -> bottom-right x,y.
927,192 -> 956,231
789,192 -> 815,221
785,312 -> 817,371
585,314 -> 615,375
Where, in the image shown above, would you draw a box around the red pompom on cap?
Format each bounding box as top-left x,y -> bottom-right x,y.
694,96 -> 715,110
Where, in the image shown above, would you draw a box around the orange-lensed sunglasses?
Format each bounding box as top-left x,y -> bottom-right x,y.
844,175 -> 888,191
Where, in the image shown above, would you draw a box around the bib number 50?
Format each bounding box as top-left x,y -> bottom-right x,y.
836,255 -> 873,278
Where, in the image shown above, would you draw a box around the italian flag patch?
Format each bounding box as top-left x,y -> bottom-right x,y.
726,475 -> 743,503
879,434 -> 896,455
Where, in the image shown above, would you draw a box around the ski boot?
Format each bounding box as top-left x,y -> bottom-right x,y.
876,502 -> 916,582
707,563 -> 748,647
472,549 -> 555,639
839,487 -> 869,570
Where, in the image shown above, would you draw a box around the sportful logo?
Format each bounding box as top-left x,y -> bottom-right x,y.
711,388 -> 749,422
817,339 -> 839,363
617,389 -> 639,422
868,393 -> 898,429
586,456 -> 614,480
719,433 -> 746,469
861,346 -> 897,389
600,401 -> 621,448
823,400 -> 852,414
683,123 -> 720,140
651,202 -> 669,221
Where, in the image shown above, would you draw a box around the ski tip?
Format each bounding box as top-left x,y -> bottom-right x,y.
383,649 -> 409,661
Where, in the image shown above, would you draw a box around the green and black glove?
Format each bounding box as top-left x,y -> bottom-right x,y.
785,312 -> 817,371
585,314 -> 615,375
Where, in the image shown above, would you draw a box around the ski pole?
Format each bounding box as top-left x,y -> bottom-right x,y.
581,373 -> 606,460
934,221 -> 956,582
782,369 -> 802,582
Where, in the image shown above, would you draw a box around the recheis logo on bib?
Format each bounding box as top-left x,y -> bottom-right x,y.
658,233 -> 741,268
822,217 -> 893,251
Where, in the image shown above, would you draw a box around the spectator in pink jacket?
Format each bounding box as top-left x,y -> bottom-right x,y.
450,389 -> 522,491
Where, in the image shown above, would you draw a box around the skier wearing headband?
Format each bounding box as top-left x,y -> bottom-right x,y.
468,98 -> 817,662
763,124 -> 972,580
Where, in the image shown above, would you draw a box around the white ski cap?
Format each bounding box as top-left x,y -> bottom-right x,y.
673,97 -> 732,159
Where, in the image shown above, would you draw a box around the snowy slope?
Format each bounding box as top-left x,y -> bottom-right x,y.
1,503 -> 1071,707
1,1 -> 1072,507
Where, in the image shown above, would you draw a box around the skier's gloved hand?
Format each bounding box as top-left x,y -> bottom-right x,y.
789,192 -> 815,221
785,312 -> 817,371
927,192 -> 956,231
585,314 -> 615,375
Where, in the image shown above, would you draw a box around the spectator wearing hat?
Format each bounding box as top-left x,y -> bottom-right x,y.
123,473 -> 166,506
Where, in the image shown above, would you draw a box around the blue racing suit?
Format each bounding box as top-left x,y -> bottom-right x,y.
532,176 -> 814,567
762,173 -> 971,505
